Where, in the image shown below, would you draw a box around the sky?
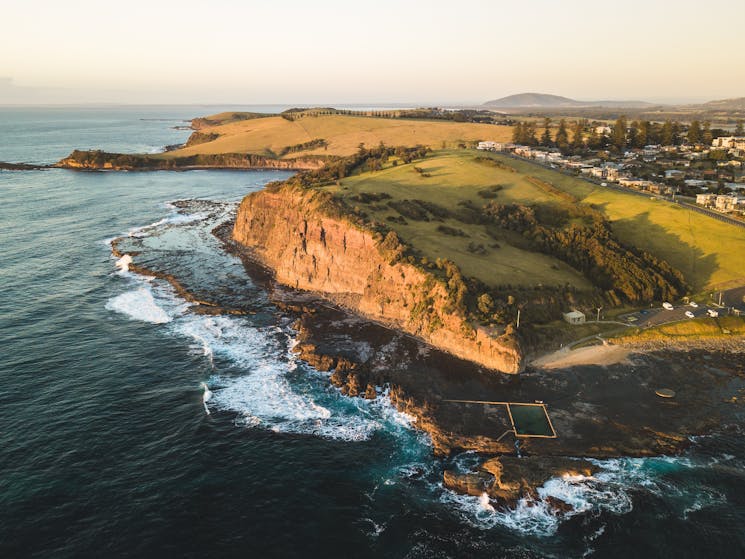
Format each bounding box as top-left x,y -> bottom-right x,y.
2,0 -> 744,105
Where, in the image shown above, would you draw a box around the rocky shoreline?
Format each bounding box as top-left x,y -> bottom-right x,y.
214,218 -> 745,511
111,204 -> 745,515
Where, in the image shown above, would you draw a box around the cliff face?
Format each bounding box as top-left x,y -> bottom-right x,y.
232,185 -> 524,373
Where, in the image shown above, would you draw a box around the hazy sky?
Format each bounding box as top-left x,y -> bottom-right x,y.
2,0 -> 744,105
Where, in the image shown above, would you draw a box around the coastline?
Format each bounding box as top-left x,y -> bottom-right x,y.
110,201 -> 745,516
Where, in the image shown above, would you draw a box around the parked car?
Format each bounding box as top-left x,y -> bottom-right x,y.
685,311 -> 695,319
707,309 -> 719,317
662,302 -> 674,310
689,301 -> 698,308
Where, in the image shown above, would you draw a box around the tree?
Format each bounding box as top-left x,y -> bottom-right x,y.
477,293 -> 494,315
512,122 -> 524,144
636,120 -> 649,147
523,122 -> 538,146
687,120 -> 701,145
571,120 -> 585,151
555,119 -> 569,151
671,121 -> 681,145
540,117 -> 553,146
735,120 -> 744,136
702,121 -> 713,146
612,116 -> 627,151
661,120 -> 674,146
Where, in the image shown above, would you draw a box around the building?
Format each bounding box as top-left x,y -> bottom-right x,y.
665,169 -> 685,180
712,136 -> 745,150
563,310 -> 586,325
477,141 -> 498,151
696,193 -> 716,207
714,194 -> 745,212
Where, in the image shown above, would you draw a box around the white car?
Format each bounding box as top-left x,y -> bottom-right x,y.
662,302 -> 674,310
689,301 -> 698,308
685,311 -> 695,319
707,309 -> 719,317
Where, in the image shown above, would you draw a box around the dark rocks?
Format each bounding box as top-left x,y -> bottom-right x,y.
443,470 -> 495,497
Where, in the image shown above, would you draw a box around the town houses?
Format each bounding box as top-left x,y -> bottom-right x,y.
476,126 -> 745,218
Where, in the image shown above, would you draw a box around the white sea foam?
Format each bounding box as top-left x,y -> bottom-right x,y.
171,315 -> 393,441
200,381 -> 212,414
106,287 -> 172,324
115,254 -> 133,272
127,211 -> 207,238
442,455 -> 725,537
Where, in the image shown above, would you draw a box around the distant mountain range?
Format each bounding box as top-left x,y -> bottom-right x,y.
699,97 -> 745,111
483,93 -> 655,109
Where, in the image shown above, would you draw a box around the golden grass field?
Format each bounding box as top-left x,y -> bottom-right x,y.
161,113 -> 512,160
325,150 -> 745,293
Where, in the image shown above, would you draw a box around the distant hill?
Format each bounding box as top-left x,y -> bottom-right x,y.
483,92 -> 654,109
700,97 -> 745,111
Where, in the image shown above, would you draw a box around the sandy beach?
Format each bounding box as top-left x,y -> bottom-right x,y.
531,343 -> 632,369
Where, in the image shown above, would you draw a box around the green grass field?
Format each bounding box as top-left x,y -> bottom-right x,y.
487,154 -> 745,291
161,113 -> 513,160
327,150 -> 592,288
325,149 -> 745,294
612,315 -> 745,342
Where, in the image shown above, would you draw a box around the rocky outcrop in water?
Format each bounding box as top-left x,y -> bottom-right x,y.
55,150 -> 326,171
444,456 -> 597,507
231,184 -> 525,374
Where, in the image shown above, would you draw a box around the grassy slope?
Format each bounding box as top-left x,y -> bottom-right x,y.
161,114 -> 512,160
487,154 -> 745,292
327,149 -> 745,294
327,150 -> 592,289
612,315 -> 745,342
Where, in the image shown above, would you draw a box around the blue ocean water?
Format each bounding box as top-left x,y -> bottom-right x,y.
1,107 -> 744,558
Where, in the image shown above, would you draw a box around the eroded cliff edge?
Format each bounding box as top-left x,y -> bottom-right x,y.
232,184 -> 524,373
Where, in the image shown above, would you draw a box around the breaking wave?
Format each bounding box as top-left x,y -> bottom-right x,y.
441,455 -> 726,537
173,313 -> 418,442
105,286 -> 173,324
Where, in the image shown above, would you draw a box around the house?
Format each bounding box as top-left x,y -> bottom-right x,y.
618,177 -> 651,189
711,136 -> 745,150
563,310 -> 586,325
649,183 -> 675,196
665,169 -> 685,180
685,179 -> 708,188
715,194 -> 745,212
696,193 -> 716,207
595,125 -> 612,135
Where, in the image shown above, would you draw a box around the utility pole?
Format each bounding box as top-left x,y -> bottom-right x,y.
516,309 -> 521,329
719,292 -> 724,306
596,306 -> 603,322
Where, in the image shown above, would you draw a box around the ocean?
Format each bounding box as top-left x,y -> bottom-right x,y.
1,106 -> 744,558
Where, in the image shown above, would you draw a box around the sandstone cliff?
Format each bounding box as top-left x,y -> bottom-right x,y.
232,185 -> 525,373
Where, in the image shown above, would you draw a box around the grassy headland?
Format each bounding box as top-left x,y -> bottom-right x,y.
161,111 -> 512,160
